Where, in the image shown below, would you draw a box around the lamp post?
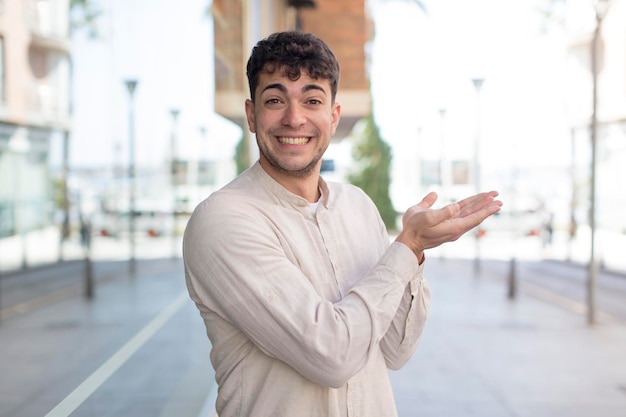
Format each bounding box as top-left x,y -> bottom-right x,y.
439,108 -> 448,198
439,108 -> 447,261
198,125 -> 208,203
59,130 -> 70,262
472,77 -> 485,276
125,79 -> 138,276
7,130 -> 31,270
588,0 -> 609,325
170,108 -> 179,259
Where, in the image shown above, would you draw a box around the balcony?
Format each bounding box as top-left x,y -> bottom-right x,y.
26,0 -> 71,52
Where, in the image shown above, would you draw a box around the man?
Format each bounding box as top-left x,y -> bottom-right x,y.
183,31 -> 501,417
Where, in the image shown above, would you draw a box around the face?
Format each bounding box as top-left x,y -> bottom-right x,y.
245,68 -> 341,180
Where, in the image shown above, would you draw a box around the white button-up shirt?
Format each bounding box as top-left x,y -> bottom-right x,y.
183,162 -> 430,417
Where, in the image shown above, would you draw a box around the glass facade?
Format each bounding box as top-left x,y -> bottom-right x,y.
0,125 -> 52,237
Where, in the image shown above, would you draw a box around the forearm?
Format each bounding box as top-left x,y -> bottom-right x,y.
186,228 -> 419,387
380,274 -> 430,369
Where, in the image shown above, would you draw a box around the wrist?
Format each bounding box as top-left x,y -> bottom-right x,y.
395,231 -> 424,263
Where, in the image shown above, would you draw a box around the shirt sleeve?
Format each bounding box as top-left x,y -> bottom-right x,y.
368,206 -> 431,369
379,259 -> 431,370
183,197 -> 420,389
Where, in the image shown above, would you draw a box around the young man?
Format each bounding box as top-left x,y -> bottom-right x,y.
183,31 -> 501,417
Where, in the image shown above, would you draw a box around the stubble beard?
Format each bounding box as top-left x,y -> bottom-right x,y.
260,146 -> 324,178
258,126 -> 328,178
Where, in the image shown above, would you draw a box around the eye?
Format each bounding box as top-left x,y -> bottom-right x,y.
306,98 -> 323,105
263,97 -> 286,109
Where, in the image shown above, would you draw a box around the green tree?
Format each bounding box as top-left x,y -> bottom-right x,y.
348,114 -> 397,231
70,0 -> 102,37
234,134 -> 249,175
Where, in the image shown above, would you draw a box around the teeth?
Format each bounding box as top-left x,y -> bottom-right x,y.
278,137 -> 309,145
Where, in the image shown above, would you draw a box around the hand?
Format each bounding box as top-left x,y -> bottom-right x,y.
395,191 -> 502,261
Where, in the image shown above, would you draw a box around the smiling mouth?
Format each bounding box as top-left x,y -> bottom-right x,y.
277,137 -> 310,145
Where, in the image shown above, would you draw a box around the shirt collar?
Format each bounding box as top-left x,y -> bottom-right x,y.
251,161 -> 331,210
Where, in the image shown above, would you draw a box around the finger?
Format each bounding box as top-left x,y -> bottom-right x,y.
402,192 -> 437,224
404,194 -> 501,252
456,191 -> 498,210
454,194 -> 484,215
456,191 -> 499,208
458,191 -> 501,217
417,191 -> 438,209
456,200 -> 502,231
420,201 -> 461,229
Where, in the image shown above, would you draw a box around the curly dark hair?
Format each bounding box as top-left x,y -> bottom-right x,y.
246,31 -> 340,103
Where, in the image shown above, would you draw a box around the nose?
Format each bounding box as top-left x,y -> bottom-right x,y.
281,103 -> 306,128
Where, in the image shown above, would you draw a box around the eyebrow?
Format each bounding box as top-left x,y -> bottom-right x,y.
261,83 -> 328,96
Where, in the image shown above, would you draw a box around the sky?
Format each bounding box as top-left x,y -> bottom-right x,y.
70,0 -> 239,169
69,0 -> 573,205
372,0 -> 574,212
370,0 -> 570,161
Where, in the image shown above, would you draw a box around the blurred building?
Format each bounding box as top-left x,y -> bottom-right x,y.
0,0 -> 71,238
211,0 -> 372,166
564,0 -> 626,234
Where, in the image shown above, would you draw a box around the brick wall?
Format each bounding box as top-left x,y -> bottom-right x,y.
299,0 -> 371,90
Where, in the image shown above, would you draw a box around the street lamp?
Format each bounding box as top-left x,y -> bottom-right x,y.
472,77 -> 485,276
438,108 -> 447,198
125,79 -> 138,276
588,0 -> 610,325
170,108 -> 179,259
438,108 -> 448,261
198,125 -> 208,203
7,131 -> 30,270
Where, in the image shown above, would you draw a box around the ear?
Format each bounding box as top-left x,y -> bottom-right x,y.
245,99 -> 256,133
330,103 -> 341,136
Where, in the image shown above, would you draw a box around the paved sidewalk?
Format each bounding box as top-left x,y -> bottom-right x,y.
0,258 -> 215,417
1,253 -> 625,416
391,257 -> 626,417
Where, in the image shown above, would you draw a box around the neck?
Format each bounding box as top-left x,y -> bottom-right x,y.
259,160 -> 321,202
286,179 -> 320,203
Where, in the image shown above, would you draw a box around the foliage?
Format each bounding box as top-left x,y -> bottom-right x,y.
70,0 -> 102,37
348,114 -> 397,231
234,134 -> 249,175
51,177 -> 66,210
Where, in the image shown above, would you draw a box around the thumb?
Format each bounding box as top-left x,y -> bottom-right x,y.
418,191 -> 439,209
402,192 -> 440,227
